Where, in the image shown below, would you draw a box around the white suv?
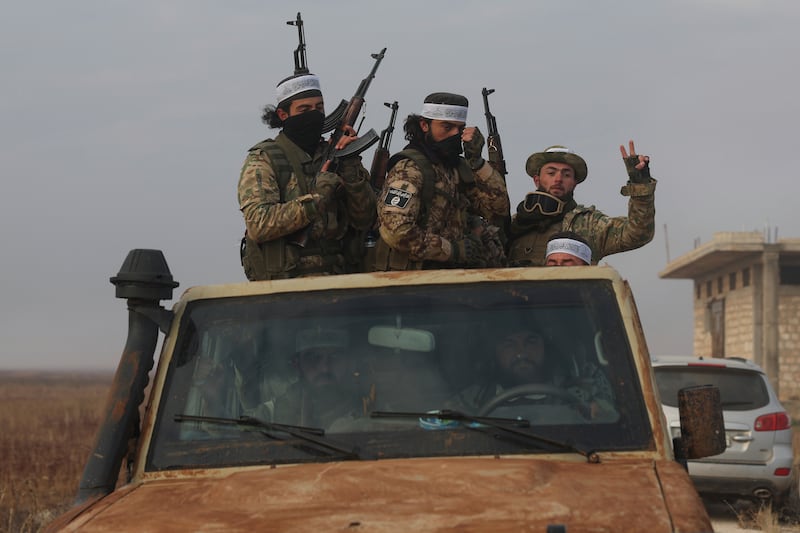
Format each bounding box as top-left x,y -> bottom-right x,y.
652,355 -> 795,506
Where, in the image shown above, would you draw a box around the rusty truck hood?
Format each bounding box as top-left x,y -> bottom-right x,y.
60,457 -> 710,532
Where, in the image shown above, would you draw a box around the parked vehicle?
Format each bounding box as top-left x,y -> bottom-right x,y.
47,250 -> 726,532
652,355 -> 795,506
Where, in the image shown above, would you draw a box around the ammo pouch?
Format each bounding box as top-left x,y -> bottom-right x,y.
373,237 -> 425,271
240,233 -> 298,281
241,233 -> 348,280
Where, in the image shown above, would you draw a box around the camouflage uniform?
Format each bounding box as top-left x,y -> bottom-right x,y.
508,180 -> 656,266
238,132 -> 376,280
375,154 -> 510,270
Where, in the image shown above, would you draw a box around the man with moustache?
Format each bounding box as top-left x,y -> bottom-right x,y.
450,321 -> 616,421
374,92 -> 510,270
507,141 -> 656,266
238,71 -> 376,280
271,328 -> 364,429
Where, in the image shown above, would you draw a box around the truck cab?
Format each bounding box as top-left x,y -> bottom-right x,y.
48,250 -> 724,532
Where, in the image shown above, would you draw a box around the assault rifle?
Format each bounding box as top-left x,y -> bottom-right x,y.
369,101 -> 399,192
289,47 -> 387,247
287,12 -> 347,133
481,88 -> 507,177
287,12 -> 308,75
321,47 -> 386,169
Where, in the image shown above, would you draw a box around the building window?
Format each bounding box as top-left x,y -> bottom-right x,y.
729,272 -> 736,291
717,277 -> 723,294
742,268 -> 750,287
696,282 -> 701,299
780,265 -> 800,285
706,281 -> 712,298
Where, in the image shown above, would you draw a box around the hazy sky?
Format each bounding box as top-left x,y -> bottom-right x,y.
2,1 -> 798,370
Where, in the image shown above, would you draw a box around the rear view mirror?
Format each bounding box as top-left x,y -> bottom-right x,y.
676,385 -> 726,460
368,326 -> 435,352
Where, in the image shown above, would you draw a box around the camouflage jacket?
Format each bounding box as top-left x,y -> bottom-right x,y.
377,156 -> 510,263
238,132 -> 375,243
237,133 -> 376,279
508,179 -> 656,266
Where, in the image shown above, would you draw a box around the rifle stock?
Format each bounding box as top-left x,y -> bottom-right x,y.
481,87 -> 507,177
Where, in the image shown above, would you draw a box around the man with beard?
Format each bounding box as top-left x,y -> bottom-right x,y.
238,71 -> 376,280
450,323 -> 616,421
507,141 -> 656,266
374,92 -> 509,270
272,328 -> 364,430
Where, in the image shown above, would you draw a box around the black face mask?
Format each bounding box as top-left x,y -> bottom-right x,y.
283,110 -> 324,155
427,132 -> 463,167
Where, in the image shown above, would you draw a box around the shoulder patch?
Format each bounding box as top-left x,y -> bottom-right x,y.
384,187 -> 413,208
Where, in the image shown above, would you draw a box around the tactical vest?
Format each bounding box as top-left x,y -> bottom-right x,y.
240,136 -> 345,281
374,149 -> 474,271
508,206 -> 593,266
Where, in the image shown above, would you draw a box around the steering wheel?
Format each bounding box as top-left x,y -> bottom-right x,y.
477,384 -> 583,417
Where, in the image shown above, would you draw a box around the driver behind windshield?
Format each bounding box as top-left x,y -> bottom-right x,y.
272,327 -> 365,429
449,321 -> 616,421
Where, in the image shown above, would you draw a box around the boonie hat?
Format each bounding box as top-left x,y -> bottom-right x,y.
525,145 -> 588,183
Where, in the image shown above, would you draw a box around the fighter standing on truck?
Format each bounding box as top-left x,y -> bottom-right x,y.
374,92 -> 509,270
508,141 -> 656,266
238,13 -> 378,280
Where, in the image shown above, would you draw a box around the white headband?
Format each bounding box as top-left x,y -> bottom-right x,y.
545,238 -> 592,264
276,74 -> 321,105
420,103 -> 468,122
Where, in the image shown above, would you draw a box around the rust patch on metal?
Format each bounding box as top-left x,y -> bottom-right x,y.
678,384 -> 726,459
655,460 -> 714,532
54,457 -> 707,532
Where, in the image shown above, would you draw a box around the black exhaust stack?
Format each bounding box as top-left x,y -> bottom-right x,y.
75,249 -> 178,504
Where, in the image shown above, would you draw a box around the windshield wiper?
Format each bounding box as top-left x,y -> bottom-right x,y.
174,414 -> 359,458
371,409 -> 598,462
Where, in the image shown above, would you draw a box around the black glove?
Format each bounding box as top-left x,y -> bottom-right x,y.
462,127 -> 485,170
624,156 -> 652,184
450,234 -> 487,267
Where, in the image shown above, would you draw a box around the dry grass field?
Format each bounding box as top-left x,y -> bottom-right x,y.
0,370 -> 798,532
0,371 -> 112,533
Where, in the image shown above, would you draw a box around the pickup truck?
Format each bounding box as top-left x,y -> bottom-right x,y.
47,249 -> 725,532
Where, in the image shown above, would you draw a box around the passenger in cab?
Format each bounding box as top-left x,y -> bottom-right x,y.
272,327 -> 365,429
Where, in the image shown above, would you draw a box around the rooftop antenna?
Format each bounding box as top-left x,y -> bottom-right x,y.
663,223 -> 671,263
287,12 -> 308,75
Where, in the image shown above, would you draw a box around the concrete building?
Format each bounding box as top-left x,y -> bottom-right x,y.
659,231 -> 800,410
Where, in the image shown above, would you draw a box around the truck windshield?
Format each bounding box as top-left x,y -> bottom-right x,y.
148,279 -> 652,471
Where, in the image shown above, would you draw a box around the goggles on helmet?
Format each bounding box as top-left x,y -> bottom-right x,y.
522,191 -> 565,216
